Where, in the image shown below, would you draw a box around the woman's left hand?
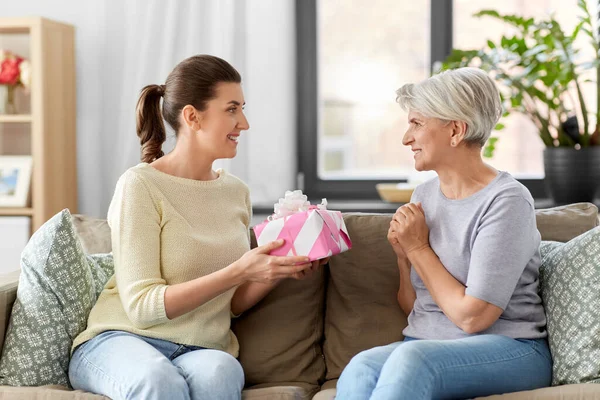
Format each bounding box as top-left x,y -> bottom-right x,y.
390,202 -> 430,256
294,257 -> 330,280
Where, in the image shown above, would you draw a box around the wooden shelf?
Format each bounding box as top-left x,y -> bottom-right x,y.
0,207 -> 34,216
0,17 -> 77,233
0,115 -> 32,123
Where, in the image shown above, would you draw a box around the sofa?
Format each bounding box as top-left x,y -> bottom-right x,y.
0,202 -> 598,399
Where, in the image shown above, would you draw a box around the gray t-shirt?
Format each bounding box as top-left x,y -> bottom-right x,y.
402,171 -> 547,340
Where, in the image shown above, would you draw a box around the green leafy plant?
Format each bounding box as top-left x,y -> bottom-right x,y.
440,0 -> 600,157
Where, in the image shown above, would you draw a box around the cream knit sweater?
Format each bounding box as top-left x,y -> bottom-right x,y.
72,163 -> 251,356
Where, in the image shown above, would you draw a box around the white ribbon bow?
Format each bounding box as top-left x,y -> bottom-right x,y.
269,190 -> 328,220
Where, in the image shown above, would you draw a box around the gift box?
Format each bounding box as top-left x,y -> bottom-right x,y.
254,191 -> 352,261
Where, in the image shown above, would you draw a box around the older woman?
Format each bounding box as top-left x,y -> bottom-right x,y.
336,68 -> 552,400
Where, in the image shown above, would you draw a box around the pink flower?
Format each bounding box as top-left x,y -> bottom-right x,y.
0,56 -> 24,85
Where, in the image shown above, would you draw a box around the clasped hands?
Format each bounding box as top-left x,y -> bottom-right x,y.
387,202 -> 430,260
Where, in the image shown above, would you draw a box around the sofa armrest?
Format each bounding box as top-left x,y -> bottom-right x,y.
0,270 -> 20,356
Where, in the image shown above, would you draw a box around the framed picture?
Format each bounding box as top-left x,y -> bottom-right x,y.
0,156 -> 32,207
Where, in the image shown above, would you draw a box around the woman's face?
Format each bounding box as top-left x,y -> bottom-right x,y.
402,110 -> 451,171
196,82 -> 249,159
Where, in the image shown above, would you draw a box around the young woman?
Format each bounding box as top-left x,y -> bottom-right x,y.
69,55 -> 326,400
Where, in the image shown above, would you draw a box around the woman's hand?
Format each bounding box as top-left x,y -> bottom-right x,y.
387,224 -> 407,259
230,248 -> 328,316
390,202 -> 430,256
234,239 -> 313,284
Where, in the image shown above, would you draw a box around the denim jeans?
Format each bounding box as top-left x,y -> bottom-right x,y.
336,335 -> 552,400
68,330 -> 244,400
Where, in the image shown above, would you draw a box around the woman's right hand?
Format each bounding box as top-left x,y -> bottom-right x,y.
234,239 -> 314,284
388,223 -> 406,257
388,220 -> 411,269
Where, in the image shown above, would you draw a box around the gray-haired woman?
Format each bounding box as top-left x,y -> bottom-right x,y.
336,68 -> 552,400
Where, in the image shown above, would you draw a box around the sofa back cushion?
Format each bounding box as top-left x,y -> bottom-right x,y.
535,202 -> 598,242
323,203 -> 599,380
231,230 -> 327,386
72,214 -> 112,254
324,213 -> 407,380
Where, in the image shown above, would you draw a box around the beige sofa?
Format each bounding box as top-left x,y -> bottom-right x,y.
0,203 -> 599,400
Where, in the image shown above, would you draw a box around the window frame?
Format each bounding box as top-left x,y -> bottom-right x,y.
296,0 -> 546,200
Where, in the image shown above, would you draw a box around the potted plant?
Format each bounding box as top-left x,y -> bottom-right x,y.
440,0 -> 600,204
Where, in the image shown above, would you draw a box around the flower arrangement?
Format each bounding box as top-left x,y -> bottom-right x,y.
0,50 -> 31,114
0,50 -> 30,87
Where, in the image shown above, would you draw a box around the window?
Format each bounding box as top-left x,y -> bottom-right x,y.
297,0 -> 449,199
318,0 -> 430,181
297,0 -> 592,200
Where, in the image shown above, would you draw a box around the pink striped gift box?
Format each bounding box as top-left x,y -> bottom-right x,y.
253,207 -> 352,261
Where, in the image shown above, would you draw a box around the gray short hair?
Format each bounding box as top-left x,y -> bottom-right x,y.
396,67 -> 502,147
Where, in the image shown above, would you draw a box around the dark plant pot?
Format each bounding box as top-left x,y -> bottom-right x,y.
544,147 -> 600,205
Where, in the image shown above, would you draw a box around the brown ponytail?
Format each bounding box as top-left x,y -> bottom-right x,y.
135,55 -> 241,163
136,84 -> 166,163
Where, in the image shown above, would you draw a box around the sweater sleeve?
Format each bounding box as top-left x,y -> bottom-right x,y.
465,195 -> 540,310
230,185 -> 252,320
107,171 -> 169,329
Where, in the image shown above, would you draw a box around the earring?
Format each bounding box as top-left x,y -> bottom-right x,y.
451,141 -> 456,146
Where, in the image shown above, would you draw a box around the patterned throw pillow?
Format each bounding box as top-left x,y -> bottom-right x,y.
539,227 -> 600,386
0,209 -> 113,387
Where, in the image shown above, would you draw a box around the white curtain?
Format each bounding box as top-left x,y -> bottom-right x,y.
4,0 -> 297,218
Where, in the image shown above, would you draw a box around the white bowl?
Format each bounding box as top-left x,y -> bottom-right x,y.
375,183 -> 415,203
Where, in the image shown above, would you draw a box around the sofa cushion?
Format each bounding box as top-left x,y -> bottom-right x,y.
0,384 -> 317,400
313,388 -> 336,400
539,227 -> 600,386
242,383 -> 319,400
231,231 -> 327,386
0,210 -> 114,387
535,203 -> 598,242
474,383 -> 600,399
0,385 -> 108,399
323,213 -> 407,380
312,384 -> 600,400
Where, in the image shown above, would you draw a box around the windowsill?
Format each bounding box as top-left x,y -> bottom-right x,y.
253,200 -> 400,214
253,198 -> 600,214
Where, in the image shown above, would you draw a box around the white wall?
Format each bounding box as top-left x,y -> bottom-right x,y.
2,0 -> 296,217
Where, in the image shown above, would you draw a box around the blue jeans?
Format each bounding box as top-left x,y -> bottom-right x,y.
336,335 -> 552,400
69,330 -> 244,400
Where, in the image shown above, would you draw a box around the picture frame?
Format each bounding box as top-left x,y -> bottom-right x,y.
0,156 -> 32,207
